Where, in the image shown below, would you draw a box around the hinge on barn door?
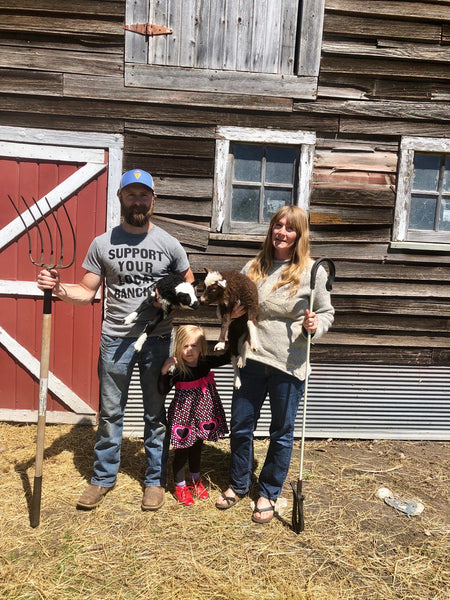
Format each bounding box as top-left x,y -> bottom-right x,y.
124,23 -> 173,37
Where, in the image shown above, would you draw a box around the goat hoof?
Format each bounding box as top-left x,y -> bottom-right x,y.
124,311 -> 138,325
214,342 -> 225,352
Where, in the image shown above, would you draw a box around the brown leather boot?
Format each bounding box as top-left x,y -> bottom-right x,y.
77,484 -> 114,509
141,486 -> 165,511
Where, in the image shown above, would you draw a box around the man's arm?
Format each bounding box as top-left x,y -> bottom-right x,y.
179,267 -> 195,284
37,268 -> 102,305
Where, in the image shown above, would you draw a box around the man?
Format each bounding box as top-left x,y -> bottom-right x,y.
37,169 -> 194,511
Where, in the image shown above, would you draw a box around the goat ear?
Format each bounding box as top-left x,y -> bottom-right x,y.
218,279 -> 227,288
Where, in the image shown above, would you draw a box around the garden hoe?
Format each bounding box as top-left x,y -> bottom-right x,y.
291,258 -> 335,534
9,195 -> 76,528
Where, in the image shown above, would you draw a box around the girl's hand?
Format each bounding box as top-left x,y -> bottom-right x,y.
303,309 -> 318,334
161,357 -> 177,375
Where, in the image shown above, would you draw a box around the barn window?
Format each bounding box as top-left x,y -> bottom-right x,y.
393,137 -> 450,248
125,0 -> 325,99
213,127 -> 315,235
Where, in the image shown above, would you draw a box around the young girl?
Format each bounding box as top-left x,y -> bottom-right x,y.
158,325 -> 230,506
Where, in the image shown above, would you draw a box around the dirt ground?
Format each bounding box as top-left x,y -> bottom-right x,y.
0,422 -> 449,600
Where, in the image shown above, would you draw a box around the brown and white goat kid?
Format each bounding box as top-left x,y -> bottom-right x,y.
200,268 -> 259,388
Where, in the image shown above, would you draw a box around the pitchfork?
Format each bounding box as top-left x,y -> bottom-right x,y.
8,195 -> 76,528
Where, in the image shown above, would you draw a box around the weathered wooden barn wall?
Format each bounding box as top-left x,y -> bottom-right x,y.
0,0 -> 449,379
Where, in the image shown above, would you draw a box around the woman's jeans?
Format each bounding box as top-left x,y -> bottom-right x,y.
92,333 -> 171,489
229,359 -> 305,501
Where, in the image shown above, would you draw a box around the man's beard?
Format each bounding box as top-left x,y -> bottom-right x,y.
122,205 -> 153,227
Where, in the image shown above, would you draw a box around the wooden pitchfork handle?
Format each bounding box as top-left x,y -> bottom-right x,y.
30,288 -> 53,528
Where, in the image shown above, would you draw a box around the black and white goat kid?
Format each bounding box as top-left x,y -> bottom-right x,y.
124,273 -> 198,352
200,268 -> 259,388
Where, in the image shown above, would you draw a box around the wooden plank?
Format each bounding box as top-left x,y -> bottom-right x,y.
311,187 -> 395,207
333,313 -> 449,333
154,197 -> 211,218
125,123 -> 216,139
332,296 -> 450,317
126,63 -> 317,99
0,14 -> 123,37
323,13 -> 441,42
125,0 -> 148,64
310,205 -> 393,226
152,215 -> 209,249
0,94 -> 337,131
322,40 -> 450,64
339,118 -> 450,137
325,0 -> 450,22
1,46 -> 123,77
295,100 -> 450,122
64,73 -> 293,112
328,261 -> 450,282
332,281 -> 450,299
151,177 -> 213,199
315,150 -> 397,172
298,0 -> 325,77
0,111 -> 123,133
321,56 -> 450,81
318,72 -> 450,101
319,332 -> 450,348
0,68 -> 63,96
0,1 -> 124,17
310,229 -> 391,242
125,134 -> 215,158
124,154 -> 213,178
310,345 -> 437,366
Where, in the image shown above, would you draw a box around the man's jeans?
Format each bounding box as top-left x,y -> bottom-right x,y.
91,333 -> 171,488
229,359 -> 305,500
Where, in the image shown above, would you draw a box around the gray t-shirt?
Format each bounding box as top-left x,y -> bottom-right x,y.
83,224 -> 190,338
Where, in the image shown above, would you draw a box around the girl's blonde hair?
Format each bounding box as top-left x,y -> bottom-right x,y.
173,325 -> 207,375
246,205 -> 311,293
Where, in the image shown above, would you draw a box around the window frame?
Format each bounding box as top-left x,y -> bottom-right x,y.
125,0 -> 325,100
393,136 -> 450,249
213,127 -> 316,235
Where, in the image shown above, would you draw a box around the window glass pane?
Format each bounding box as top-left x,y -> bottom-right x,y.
439,197 -> 450,231
412,154 -> 440,191
231,186 -> 260,222
409,194 -> 437,230
443,156 -> 450,192
233,145 -> 263,182
263,188 -> 292,222
265,147 -> 297,184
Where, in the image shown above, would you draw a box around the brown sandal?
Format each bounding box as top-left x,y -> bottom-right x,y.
215,491 -> 242,510
252,501 -> 275,524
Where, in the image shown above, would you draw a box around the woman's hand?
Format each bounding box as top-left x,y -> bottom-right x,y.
303,309 -> 318,334
161,357 -> 177,375
231,301 -> 247,319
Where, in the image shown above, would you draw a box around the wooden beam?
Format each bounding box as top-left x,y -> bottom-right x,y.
325,0 -> 448,22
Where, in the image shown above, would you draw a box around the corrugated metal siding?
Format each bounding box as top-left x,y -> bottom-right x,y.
123,363 -> 450,440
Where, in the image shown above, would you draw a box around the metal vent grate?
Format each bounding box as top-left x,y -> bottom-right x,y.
123,363 -> 450,440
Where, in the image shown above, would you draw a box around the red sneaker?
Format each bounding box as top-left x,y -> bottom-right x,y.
189,478 -> 209,500
174,485 -> 195,506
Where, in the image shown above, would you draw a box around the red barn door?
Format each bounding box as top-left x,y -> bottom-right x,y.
0,127 -> 123,424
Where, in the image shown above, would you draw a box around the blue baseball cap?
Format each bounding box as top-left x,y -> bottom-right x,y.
119,169 -> 154,192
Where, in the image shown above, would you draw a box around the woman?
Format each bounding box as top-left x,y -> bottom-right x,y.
215,205 -> 334,523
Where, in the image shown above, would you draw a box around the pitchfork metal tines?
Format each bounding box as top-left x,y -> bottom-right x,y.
8,194 -> 76,528
8,195 -> 76,270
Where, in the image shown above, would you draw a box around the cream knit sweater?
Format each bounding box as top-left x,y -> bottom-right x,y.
242,258 -> 335,381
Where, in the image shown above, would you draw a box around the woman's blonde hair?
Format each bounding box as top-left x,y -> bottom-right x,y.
173,325 -> 207,375
246,205 -> 311,292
